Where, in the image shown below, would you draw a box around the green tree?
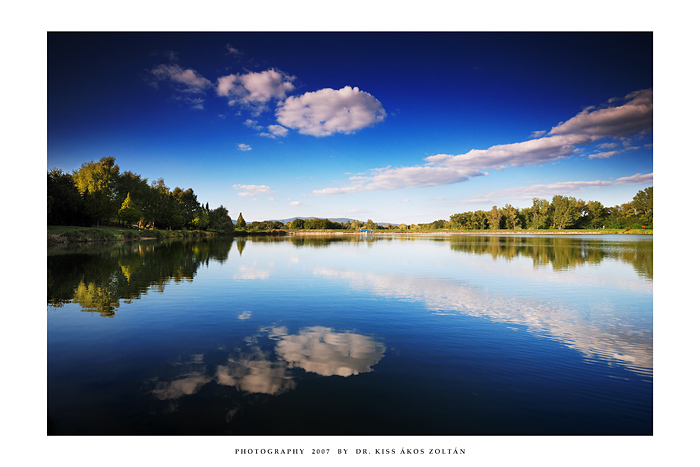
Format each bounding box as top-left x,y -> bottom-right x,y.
48,169 -> 85,225
450,212 -> 470,229
289,218 -> 306,229
430,219 -> 447,229
210,206 -> 234,232
304,218 -> 335,229
527,198 -> 551,229
193,207 -> 209,230
72,156 -> 121,226
472,211 -> 487,230
236,213 -> 247,230
488,206 -> 502,230
582,200 -> 608,229
501,204 -> 521,230
146,178 -> 183,229
117,193 -> 142,227
551,195 -> 583,229
172,187 -> 199,228
631,186 -> 653,226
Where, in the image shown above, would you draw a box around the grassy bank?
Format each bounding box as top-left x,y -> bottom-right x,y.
47,225 -> 291,245
47,225 -> 219,245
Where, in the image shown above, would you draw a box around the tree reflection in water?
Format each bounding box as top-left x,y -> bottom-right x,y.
47,234 -> 651,318
47,237 -> 234,316
448,235 -> 652,279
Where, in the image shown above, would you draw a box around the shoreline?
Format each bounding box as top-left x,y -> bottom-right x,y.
48,225 -> 651,246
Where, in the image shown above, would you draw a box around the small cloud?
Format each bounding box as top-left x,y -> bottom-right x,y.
530,130 -> 547,138
150,64 -> 212,94
233,266 -> 270,280
238,311 -> 252,320
233,184 -> 275,197
216,68 -> 296,115
226,44 -> 241,55
289,201 -> 303,207
276,86 -> 386,137
615,173 -> 653,185
237,143 -> 252,151
260,124 -> 289,138
244,119 -> 263,130
589,150 -> 619,159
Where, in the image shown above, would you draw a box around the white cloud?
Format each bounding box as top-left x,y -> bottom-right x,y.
615,173 -> 653,185
275,327 -> 385,377
216,69 -> 295,113
289,201 -> 303,207
311,134 -> 583,195
233,184 -> 275,196
150,64 -> 212,94
549,88 -> 652,138
243,119 -> 263,130
425,133 -> 590,171
260,124 -> 289,138
232,265 -> 271,280
589,150 -> 619,159
311,89 -> 652,196
276,86 -> 386,137
237,143 -> 252,151
313,165 -> 485,195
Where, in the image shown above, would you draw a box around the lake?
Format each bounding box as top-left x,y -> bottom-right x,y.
47,233 -> 652,435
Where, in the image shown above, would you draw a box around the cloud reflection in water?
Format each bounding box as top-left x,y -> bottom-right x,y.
314,266 -> 652,376
148,327 -> 385,403
273,326 -> 386,377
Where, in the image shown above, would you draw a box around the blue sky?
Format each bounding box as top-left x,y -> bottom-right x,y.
47,32 -> 652,224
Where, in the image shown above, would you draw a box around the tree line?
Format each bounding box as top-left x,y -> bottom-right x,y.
447,189 -> 652,231
48,156 -> 237,232
49,156 -> 652,233
247,187 -> 652,232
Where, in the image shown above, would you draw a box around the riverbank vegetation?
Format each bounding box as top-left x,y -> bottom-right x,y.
48,156 -> 237,233
49,157 -> 652,241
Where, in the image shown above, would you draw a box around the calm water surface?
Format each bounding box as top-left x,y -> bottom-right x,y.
47,234 -> 652,435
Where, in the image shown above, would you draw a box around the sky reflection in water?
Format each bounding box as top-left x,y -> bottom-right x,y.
47,234 -> 652,434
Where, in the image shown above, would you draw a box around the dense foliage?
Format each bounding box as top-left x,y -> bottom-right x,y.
48,156 -> 235,232
449,188 -> 652,231
270,187 -> 652,232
